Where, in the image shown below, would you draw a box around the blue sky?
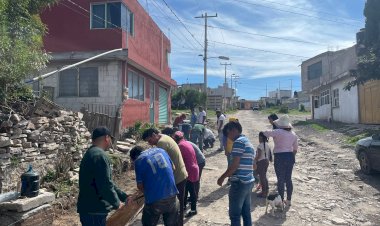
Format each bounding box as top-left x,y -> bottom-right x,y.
138,0 -> 366,99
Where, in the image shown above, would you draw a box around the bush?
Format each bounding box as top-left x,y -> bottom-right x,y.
299,104 -> 306,112
122,121 -> 156,141
279,105 -> 289,113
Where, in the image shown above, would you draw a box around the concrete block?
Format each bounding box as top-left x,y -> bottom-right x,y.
0,204 -> 53,226
0,191 -> 55,212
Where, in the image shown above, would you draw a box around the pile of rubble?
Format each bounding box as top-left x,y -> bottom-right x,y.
0,109 -> 91,193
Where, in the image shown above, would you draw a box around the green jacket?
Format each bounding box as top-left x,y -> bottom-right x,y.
77,146 -> 127,214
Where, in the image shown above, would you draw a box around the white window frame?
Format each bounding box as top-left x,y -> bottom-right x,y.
128,70 -> 145,101
320,90 -> 330,106
90,2 -> 135,36
332,89 -> 339,108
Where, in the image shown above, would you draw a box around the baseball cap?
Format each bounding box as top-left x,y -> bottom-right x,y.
92,126 -> 114,140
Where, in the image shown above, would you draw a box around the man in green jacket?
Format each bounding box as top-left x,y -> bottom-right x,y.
77,127 -> 129,226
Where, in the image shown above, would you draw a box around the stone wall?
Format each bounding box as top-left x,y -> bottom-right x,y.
0,110 -> 91,193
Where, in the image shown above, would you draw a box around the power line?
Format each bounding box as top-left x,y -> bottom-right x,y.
210,40 -> 309,58
160,0 -> 204,48
151,14 -> 327,46
149,0 -> 200,51
228,0 -> 362,28
255,0 -> 362,23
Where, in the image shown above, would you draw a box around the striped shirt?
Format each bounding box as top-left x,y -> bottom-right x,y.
231,135 -> 255,183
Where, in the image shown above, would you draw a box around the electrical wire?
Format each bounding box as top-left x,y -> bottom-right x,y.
160,0 -> 204,48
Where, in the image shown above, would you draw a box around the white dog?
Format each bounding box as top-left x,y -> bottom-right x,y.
265,194 -> 284,216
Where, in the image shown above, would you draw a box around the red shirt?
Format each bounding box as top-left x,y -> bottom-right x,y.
177,140 -> 199,182
173,117 -> 184,127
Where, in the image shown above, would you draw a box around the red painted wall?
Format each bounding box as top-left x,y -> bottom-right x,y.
41,0 -> 123,52
41,0 -> 172,83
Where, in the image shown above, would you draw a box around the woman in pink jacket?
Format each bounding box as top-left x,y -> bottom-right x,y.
263,115 -> 298,207
173,131 -> 199,218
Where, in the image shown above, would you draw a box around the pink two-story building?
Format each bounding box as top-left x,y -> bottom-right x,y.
38,0 -> 174,128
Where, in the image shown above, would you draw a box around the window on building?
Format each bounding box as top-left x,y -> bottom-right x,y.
320,90 -> 330,106
166,50 -> 171,67
107,2 -> 121,28
59,67 -> 98,97
91,2 -> 134,35
91,4 -> 106,29
314,96 -> 319,108
333,89 -> 339,108
128,70 -> 144,101
307,61 -> 322,80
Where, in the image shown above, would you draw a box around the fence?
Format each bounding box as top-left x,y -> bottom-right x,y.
81,104 -> 122,140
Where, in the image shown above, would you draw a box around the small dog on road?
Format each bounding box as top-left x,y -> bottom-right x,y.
265,194 -> 284,216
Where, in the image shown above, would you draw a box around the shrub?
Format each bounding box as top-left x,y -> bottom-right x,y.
122,121 -> 156,141
299,104 -> 306,112
279,105 -> 289,113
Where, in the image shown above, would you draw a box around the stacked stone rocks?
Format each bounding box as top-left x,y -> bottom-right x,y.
0,110 -> 91,193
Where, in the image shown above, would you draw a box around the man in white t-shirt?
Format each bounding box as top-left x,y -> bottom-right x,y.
197,106 -> 206,124
216,109 -> 226,152
203,128 -> 216,149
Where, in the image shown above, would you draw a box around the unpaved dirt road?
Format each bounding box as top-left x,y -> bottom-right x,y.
132,110 -> 380,226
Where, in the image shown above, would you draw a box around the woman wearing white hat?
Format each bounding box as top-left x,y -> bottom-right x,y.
263,115 -> 298,207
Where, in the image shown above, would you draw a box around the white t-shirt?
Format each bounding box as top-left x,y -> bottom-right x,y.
197,110 -> 206,124
203,128 -> 215,139
217,114 -> 226,130
256,142 -> 271,161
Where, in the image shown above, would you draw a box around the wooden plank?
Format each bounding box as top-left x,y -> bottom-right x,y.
106,191 -> 144,226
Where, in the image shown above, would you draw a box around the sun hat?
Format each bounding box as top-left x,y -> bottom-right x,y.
273,115 -> 292,129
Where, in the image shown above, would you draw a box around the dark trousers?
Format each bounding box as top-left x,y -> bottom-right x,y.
80,214 -> 107,226
256,159 -> 269,195
203,137 -> 215,148
176,179 -> 187,226
195,162 -> 205,197
184,181 -> 198,211
274,152 -> 295,201
142,196 -> 179,226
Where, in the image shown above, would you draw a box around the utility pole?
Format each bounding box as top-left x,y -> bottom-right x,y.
290,79 -> 293,98
221,62 -> 231,111
195,13 -> 217,110
278,81 -> 281,104
266,83 -> 268,97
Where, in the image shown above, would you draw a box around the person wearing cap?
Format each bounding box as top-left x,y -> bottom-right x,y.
263,114 -> 298,207
216,109 -> 226,152
142,128 -> 188,226
130,146 -> 179,226
77,127 -> 129,226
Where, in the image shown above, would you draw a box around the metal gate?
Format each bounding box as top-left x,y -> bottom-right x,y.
159,86 -> 168,124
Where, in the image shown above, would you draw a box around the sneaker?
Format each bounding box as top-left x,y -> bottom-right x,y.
185,210 -> 197,218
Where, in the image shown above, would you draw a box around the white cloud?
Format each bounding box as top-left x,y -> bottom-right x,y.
138,0 -> 364,83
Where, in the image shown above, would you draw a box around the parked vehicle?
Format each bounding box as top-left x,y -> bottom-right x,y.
355,134 -> 380,174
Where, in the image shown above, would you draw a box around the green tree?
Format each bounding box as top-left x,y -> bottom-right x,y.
171,89 -> 206,109
0,0 -> 57,103
345,0 -> 380,89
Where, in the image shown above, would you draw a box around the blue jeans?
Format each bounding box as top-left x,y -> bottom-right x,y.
229,180 -> 254,226
80,214 -> 107,226
274,152 -> 295,201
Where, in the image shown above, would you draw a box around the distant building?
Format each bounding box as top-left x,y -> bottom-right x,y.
268,89 -> 292,100
236,99 -> 259,110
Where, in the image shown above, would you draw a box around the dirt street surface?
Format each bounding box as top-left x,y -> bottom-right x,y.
132,110 -> 380,226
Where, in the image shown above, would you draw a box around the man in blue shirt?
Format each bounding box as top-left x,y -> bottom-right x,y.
217,121 -> 255,226
130,146 -> 179,226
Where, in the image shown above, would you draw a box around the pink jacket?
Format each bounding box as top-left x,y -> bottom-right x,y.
263,129 -> 298,154
178,140 -> 199,182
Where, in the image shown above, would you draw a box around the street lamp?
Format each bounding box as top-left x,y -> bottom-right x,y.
198,54 -> 229,110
